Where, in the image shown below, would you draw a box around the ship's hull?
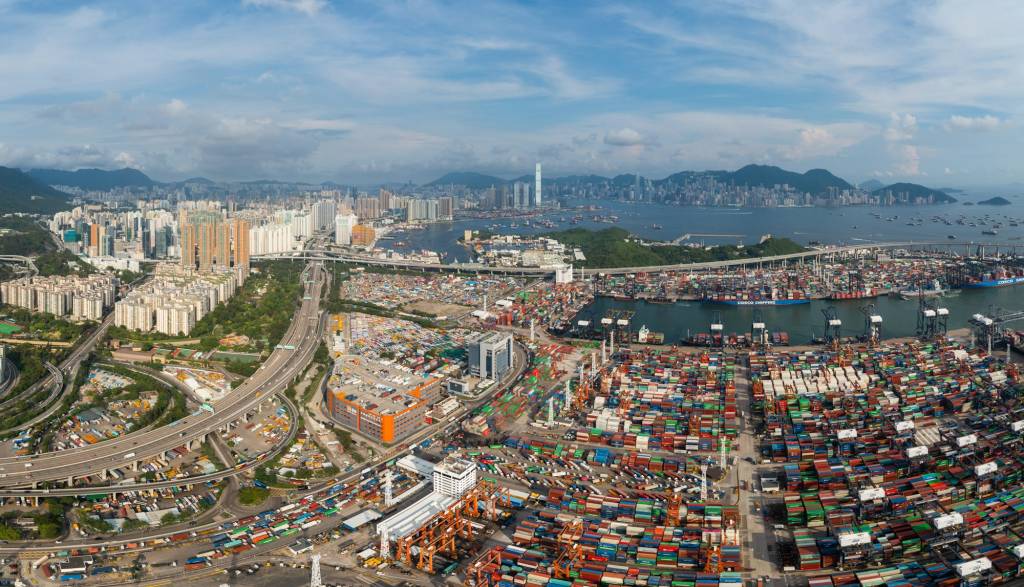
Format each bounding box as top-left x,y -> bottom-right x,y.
963,276 -> 1024,288
703,298 -> 810,306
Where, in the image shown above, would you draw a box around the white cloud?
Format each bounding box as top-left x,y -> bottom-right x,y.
884,113 -> 917,142
893,144 -> 921,176
945,114 -> 1004,131
604,128 -> 645,146
241,0 -> 326,16
162,99 -> 188,116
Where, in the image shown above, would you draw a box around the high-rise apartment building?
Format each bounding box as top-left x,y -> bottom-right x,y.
535,162 -> 542,206
334,213 -> 358,245
438,196 -> 454,220
179,211 -> 249,271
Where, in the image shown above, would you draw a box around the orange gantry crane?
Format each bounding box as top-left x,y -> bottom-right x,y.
394,480 -> 511,572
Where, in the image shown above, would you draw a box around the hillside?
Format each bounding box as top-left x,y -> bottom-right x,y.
427,172 -> 508,189
714,164 -> 852,195
858,179 -> 884,191
872,182 -> 957,203
28,167 -> 156,190
545,227 -> 806,269
978,196 -> 1011,206
0,167 -> 72,213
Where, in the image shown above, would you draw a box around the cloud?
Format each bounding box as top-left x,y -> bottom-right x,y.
892,144 -> 921,176
945,114 -> 1004,131
604,128 -> 645,146
0,143 -> 141,171
162,99 -> 188,116
241,0 -> 326,16
884,113 -> 917,142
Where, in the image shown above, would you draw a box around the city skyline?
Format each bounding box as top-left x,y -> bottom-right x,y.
0,1 -> 1022,187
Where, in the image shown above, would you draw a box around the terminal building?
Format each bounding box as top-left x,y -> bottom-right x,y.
468,332 -> 513,381
324,361 -> 442,444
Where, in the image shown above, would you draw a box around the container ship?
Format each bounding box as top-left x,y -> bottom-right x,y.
963,268 -> 1024,288
702,295 -> 810,306
898,279 -> 946,299
825,288 -> 881,301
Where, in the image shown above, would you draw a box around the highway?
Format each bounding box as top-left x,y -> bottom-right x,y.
255,240 -> 1007,277
0,261 -> 328,487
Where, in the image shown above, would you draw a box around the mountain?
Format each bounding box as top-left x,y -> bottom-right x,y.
0,167 -> 72,213
872,183 -> 957,203
27,167 -> 156,190
426,172 -> 508,189
716,164 -> 852,195
858,179 -> 884,191
978,196 -> 1011,206
181,177 -> 216,185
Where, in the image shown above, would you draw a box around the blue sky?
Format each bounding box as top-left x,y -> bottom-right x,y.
0,0 -> 1021,185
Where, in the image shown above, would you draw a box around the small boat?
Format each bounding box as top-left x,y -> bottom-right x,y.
982,229 -> 998,236
947,235 -> 957,239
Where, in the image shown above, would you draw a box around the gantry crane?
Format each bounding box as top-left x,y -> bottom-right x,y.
861,304 -> 883,347
821,306 -> 843,349
751,309 -> 768,350
917,297 -> 949,340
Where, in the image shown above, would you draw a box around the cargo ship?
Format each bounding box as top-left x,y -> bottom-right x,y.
702,296 -> 810,306
826,288 -> 881,301
963,275 -> 1024,288
899,279 -> 946,299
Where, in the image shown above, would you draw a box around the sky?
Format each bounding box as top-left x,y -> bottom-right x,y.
0,0 -> 1022,186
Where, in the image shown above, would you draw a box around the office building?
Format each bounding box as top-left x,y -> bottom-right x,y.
535,162 -> 542,206
468,331 -> 513,380
432,456 -> 477,497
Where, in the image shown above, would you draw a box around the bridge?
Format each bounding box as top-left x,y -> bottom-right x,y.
254,241 -> 1021,278
0,254 -> 37,277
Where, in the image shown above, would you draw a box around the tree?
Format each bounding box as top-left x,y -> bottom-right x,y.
0,524 -> 20,541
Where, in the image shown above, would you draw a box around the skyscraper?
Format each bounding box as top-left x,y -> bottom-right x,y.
535,162 -> 542,207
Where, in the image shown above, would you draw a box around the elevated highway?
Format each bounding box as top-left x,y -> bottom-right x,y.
0,261 -> 327,488
256,240 -> 1019,277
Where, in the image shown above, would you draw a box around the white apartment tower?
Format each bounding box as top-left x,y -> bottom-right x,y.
535,162 -> 542,206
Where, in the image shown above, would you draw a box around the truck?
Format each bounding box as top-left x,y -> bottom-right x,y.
123,452 -> 136,460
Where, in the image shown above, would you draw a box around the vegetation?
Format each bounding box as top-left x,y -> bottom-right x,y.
223,359 -> 259,377
27,167 -> 155,191
871,182 -> 957,203
0,216 -> 54,257
0,166 -> 71,213
36,249 -> 95,277
239,486 -> 270,505
978,196 -> 1011,206
188,260 -> 305,350
0,524 -> 21,541
334,428 -> 364,463
545,227 -> 807,268
0,304 -> 89,341
200,441 -> 226,470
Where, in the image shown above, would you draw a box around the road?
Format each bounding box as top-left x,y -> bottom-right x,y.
0,261 -> 327,487
255,240 -> 986,277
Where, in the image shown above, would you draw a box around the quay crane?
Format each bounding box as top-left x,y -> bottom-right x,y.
861,304 -> 883,347
970,306 -> 1024,355
751,309 -> 768,349
821,306 -> 843,349
917,297 -> 949,340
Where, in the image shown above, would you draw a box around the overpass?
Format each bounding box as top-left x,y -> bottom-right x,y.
254,240 -> 1016,277
0,254 -> 37,277
0,261 -> 327,488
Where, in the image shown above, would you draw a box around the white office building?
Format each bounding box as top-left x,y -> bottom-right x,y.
432,456 -> 477,498
535,162 -> 542,206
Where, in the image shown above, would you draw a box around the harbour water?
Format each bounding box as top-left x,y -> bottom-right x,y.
577,285 -> 1024,343
396,198 -> 1024,262
394,198 -> 1024,341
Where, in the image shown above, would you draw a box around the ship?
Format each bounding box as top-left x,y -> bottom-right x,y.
963,275 -> 1024,288
899,279 -> 945,299
982,229 -> 999,236
633,325 -> 665,345
948,235 -> 957,239
702,296 -> 810,306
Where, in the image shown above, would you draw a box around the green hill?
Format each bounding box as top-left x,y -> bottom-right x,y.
872,182 -> 957,203
546,227 -> 806,269
0,167 -> 72,213
715,164 -> 852,195
978,196 -> 1011,206
27,167 -> 156,190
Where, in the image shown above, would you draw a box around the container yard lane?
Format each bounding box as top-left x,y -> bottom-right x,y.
0,261 -> 327,489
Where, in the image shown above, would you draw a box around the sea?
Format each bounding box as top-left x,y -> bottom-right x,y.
393,195 -> 1024,342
